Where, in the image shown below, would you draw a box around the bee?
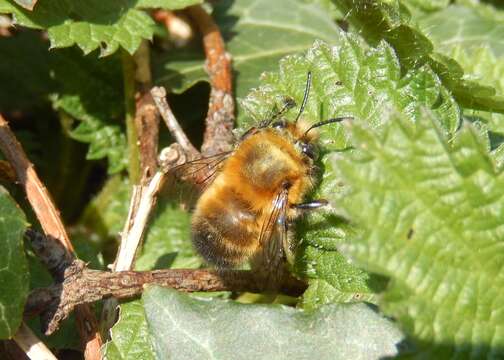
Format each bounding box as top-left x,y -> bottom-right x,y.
173,72 -> 350,287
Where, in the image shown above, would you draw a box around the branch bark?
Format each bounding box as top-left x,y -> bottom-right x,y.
0,115 -> 103,360
25,259 -> 307,335
187,5 -> 235,156
134,40 -> 160,178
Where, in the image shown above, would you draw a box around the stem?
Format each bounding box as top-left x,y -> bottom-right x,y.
12,322 -> 57,360
122,50 -> 141,184
133,40 -> 160,178
151,86 -> 200,159
25,261 -> 307,335
0,115 -> 103,360
187,5 -> 235,156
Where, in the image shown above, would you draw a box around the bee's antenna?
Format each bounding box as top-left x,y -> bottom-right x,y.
295,71 -> 312,123
303,117 -> 352,137
260,97 -> 296,128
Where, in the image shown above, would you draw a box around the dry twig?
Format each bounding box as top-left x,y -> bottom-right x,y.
100,170 -> 166,332
134,40 -> 160,178
12,322 -> 57,360
187,5 -> 235,155
0,115 -> 102,360
151,86 -> 200,159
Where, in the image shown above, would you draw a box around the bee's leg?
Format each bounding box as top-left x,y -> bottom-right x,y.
292,199 -> 328,210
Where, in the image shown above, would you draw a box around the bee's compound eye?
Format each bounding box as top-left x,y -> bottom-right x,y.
272,121 -> 286,129
301,143 -> 318,160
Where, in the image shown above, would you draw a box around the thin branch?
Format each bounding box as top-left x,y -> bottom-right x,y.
12,322 -> 57,360
187,5 -> 235,156
0,115 -> 103,360
113,170 -> 165,273
0,115 -> 74,252
101,41 -> 161,335
25,259 -> 307,335
151,86 -> 200,159
134,40 -> 159,178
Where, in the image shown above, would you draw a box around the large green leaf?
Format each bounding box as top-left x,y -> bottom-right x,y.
418,2 -> 504,57
135,286 -> 404,360
447,46 -> 504,165
0,186 -> 29,339
332,110 -> 504,357
153,0 -> 342,123
240,36 -> 459,309
330,0 -> 504,113
0,0 -> 152,56
0,0 -> 201,56
403,0 -> 449,12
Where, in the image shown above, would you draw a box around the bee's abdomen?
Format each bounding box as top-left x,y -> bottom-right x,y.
191,190 -> 259,268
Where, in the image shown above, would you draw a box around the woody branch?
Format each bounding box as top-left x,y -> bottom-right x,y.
24,229 -> 307,335
0,115 -> 102,360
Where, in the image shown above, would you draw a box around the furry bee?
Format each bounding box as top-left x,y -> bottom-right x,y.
173,73 -> 350,287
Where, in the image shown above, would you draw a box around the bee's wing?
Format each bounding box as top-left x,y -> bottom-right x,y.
168,151 -> 232,190
252,188 -> 290,288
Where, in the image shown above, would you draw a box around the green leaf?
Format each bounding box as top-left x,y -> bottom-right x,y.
241,37 -> 459,309
50,49 -> 127,174
418,2 -> 504,57
240,37 -> 459,133
333,110 -> 504,357
135,201 -> 200,271
153,0 -> 343,122
403,0 -> 449,12
294,210 -> 385,310
447,46 -> 504,164
330,0 -> 504,113
49,49 -> 125,172
0,0 -> 153,56
413,1 -> 504,159
0,31 -> 127,173
103,300 -> 156,360
141,286 -> 405,359
0,186 -> 29,339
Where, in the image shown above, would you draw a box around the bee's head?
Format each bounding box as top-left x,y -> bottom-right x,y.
245,71 -> 351,156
